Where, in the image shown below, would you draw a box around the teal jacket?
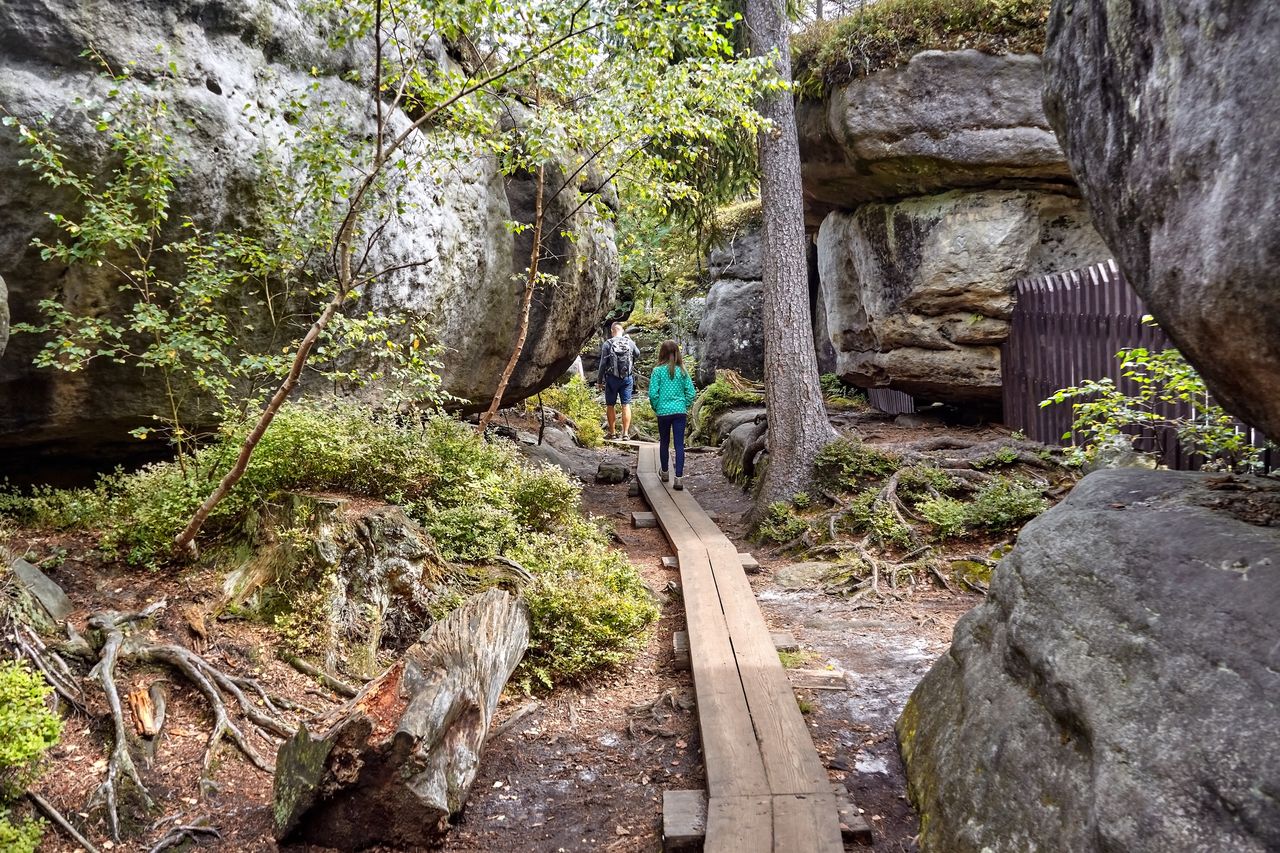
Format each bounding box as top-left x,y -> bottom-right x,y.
648,364 -> 697,416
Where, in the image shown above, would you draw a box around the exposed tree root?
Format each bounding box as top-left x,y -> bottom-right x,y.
147,820 -> 221,853
27,790 -> 101,853
38,601 -> 296,839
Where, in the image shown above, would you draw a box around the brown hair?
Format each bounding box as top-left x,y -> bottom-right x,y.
658,339 -> 683,378
610,322 -> 624,336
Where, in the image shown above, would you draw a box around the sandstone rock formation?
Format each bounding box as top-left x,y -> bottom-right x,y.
1043,1 -> 1280,440
696,277 -> 765,386
898,469 -> 1280,852
0,0 -> 616,466
799,50 -> 1074,225
816,190 -> 1108,401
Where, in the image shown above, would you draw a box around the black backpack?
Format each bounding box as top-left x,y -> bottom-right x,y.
606,336 -> 634,379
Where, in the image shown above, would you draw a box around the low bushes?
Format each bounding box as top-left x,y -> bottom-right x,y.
0,404 -> 657,689
0,661 -> 61,852
536,376 -> 605,448
692,372 -> 764,442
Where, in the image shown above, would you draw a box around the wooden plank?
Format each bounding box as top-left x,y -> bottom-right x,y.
771,633 -> 799,653
662,555 -> 680,569
661,486 -> 832,796
789,669 -> 850,691
662,789 -> 707,851
705,796 -> 772,853
832,785 -> 875,846
638,469 -> 768,799
771,794 -> 844,853
672,631 -> 691,671
632,511 -> 658,529
740,552 -> 761,573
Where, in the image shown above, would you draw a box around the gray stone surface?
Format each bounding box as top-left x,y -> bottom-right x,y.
816,189 -> 1108,402
10,557 -> 72,624
799,50 -> 1075,223
773,561 -> 832,591
898,469 -> 1280,852
594,461 -> 629,484
1043,1 -> 1280,440
0,0 -> 616,463
695,278 -> 765,386
708,228 -> 763,282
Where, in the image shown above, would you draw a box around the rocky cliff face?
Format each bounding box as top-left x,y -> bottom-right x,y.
799,50 -> 1075,226
1043,0 -> 1280,439
801,49 -> 1107,403
898,469 -> 1280,852
0,0 -> 616,465
817,190 -> 1108,401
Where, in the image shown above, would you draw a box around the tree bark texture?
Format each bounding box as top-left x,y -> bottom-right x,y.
272,589 -> 530,849
742,0 -> 835,512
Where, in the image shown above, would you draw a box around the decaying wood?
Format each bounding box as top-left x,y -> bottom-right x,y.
273,588 -> 530,850
281,652 -> 359,698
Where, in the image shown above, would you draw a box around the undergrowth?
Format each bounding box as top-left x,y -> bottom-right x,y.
692,373 -> 764,442
792,0 -> 1051,96
760,435 -> 1052,552
0,404 -> 657,689
534,375 -> 605,448
0,661 -> 61,851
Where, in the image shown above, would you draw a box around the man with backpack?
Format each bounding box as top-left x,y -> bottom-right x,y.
597,322 -> 641,439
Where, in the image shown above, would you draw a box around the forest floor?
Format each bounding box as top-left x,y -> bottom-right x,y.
17,407 -> 1021,853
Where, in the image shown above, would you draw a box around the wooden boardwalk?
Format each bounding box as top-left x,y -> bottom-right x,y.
635,444 -> 845,853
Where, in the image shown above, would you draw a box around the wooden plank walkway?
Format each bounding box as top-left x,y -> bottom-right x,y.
635,444 -> 845,853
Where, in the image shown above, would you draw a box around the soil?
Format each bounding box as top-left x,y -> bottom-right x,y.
9,407 -> 1030,853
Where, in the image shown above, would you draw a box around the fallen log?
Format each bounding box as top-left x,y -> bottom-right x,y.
272,588 -> 530,849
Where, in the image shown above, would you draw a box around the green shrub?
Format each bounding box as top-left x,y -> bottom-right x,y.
756,501 -> 808,544
973,445 -> 1021,468
692,373 -> 763,441
818,374 -> 867,410
0,661 -> 60,852
965,478 -> 1047,532
0,662 -> 61,800
537,376 -> 605,448
0,813 -> 43,853
813,437 -> 899,492
511,521 -> 658,690
792,0 -> 1051,95
917,477 -> 1047,539
916,495 -> 970,539
840,490 -> 914,549
896,464 -> 957,500
629,397 -> 659,438
1042,324 -> 1267,471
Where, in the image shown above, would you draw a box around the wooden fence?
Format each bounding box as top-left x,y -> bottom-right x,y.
867,387 -> 916,416
1002,259 -> 1275,472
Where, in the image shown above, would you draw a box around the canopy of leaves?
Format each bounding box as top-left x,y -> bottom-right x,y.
791,0 -> 1050,96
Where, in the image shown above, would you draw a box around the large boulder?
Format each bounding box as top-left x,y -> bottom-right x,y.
695,278 -> 764,386
799,50 -> 1075,225
898,469 -> 1280,852
0,0 -> 616,468
816,189 -> 1108,402
1042,2 -> 1280,440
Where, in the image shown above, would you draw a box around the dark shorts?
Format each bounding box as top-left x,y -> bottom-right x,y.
603,374 -> 634,406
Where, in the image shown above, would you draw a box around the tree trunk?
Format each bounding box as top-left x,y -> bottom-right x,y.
742,0 -> 835,517
273,588 -> 530,849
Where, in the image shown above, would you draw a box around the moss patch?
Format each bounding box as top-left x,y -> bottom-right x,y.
792,0 -> 1051,96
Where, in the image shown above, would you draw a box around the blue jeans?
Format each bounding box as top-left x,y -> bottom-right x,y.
658,413 -> 687,476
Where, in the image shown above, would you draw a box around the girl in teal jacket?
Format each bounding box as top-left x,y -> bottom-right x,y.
648,340 -> 698,490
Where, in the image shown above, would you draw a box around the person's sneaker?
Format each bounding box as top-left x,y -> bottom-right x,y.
673,476 -> 684,491
660,469 -> 669,482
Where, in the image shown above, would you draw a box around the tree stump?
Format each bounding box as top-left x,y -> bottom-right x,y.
272,588 -> 530,848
